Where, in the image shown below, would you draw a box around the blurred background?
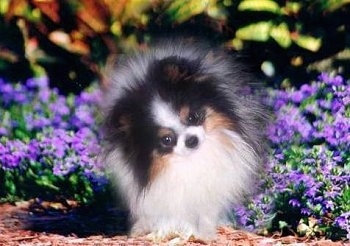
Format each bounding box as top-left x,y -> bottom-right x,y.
1,0 -> 350,94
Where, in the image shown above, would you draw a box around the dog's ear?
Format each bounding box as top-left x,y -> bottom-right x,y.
100,54 -> 128,90
163,63 -> 182,82
156,56 -> 194,84
103,107 -> 132,143
117,113 -> 131,134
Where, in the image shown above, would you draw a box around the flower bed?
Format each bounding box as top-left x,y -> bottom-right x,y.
0,77 -> 107,203
0,74 -> 349,240
234,73 -> 349,240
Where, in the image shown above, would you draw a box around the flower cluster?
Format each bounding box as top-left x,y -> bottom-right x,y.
0,77 -> 101,139
234,73 -> 350,240
0,77 -> 106,203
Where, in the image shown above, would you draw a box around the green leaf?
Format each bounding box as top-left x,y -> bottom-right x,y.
166,0 -> 209,23
236,21 -> 272,42
283,1 -> 302,14
0,0 -> 10,15
238,0 -> 281,14
270,23 -> 292,48
5,172 -> 16,195
69,173 -> 79,186
279,220 -> 289,229
35,176 -> 59,191
336,185 -> 350,212
293,34 -> 322,52
320,0 -> 350,12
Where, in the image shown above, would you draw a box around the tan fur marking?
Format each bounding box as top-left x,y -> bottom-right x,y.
149,151 -> 170,182
148,128 -> 174,182
179,105 -> 190,124
157,128 -> 174,138
204,108 -> 235,132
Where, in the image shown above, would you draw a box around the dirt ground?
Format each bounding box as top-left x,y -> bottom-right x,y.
0,200 -> 347,246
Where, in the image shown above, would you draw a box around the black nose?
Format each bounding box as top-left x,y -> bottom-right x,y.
185,135 -> 199,149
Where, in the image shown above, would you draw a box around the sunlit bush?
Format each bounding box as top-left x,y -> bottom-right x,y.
1,0 -> 349,90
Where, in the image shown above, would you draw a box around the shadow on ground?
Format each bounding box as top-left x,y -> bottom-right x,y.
18,200 -> 129,237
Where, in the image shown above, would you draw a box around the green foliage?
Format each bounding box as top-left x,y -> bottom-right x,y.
0,0 -> 349,90
0,157 -> 96,204
234,0 -> 323,51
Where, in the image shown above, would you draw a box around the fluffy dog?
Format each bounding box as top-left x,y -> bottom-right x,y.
102,39 -> 268,241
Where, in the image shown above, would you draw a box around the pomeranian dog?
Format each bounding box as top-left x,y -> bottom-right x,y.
101,39 -> 268,241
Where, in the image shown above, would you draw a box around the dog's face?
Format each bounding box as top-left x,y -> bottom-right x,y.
105,56 -> 241,187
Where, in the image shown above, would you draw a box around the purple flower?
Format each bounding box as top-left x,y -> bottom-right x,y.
0,83 -> 14,105
72,105 -> 95,127
0,127 -> 8,136
300,84 -> 317,97
330,99 -> 343,114
301,208 -> 311,215
291,91 -> 304,103
27,140 -> 40,160
323,200 -> 334,210
32,117 -> 51,129
38,88 -> 51,103
77,89 -> 102,105
318,72 -> 344,86
268,119 -> 294,144
13,92 -> 27,103
53,159 -> 75,176
322,116 -> 350,147
26,77 -> 49,89
1,83 -> 13,94
335,215 -> 348,227
289,199 -> 301,208
0,139 -> 27,169
334,212 -> 350,240
49,97 -> 70,116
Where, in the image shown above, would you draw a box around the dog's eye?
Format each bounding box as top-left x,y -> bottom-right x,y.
187,111 -> 204,126
160,135 -> 176,147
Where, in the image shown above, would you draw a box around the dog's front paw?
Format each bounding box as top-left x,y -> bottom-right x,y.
129,220 -> 213,244
145,229 -> 191,242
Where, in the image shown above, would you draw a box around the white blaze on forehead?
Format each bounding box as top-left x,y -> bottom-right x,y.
151,97 -> 206,156
151,97 -> 183,131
